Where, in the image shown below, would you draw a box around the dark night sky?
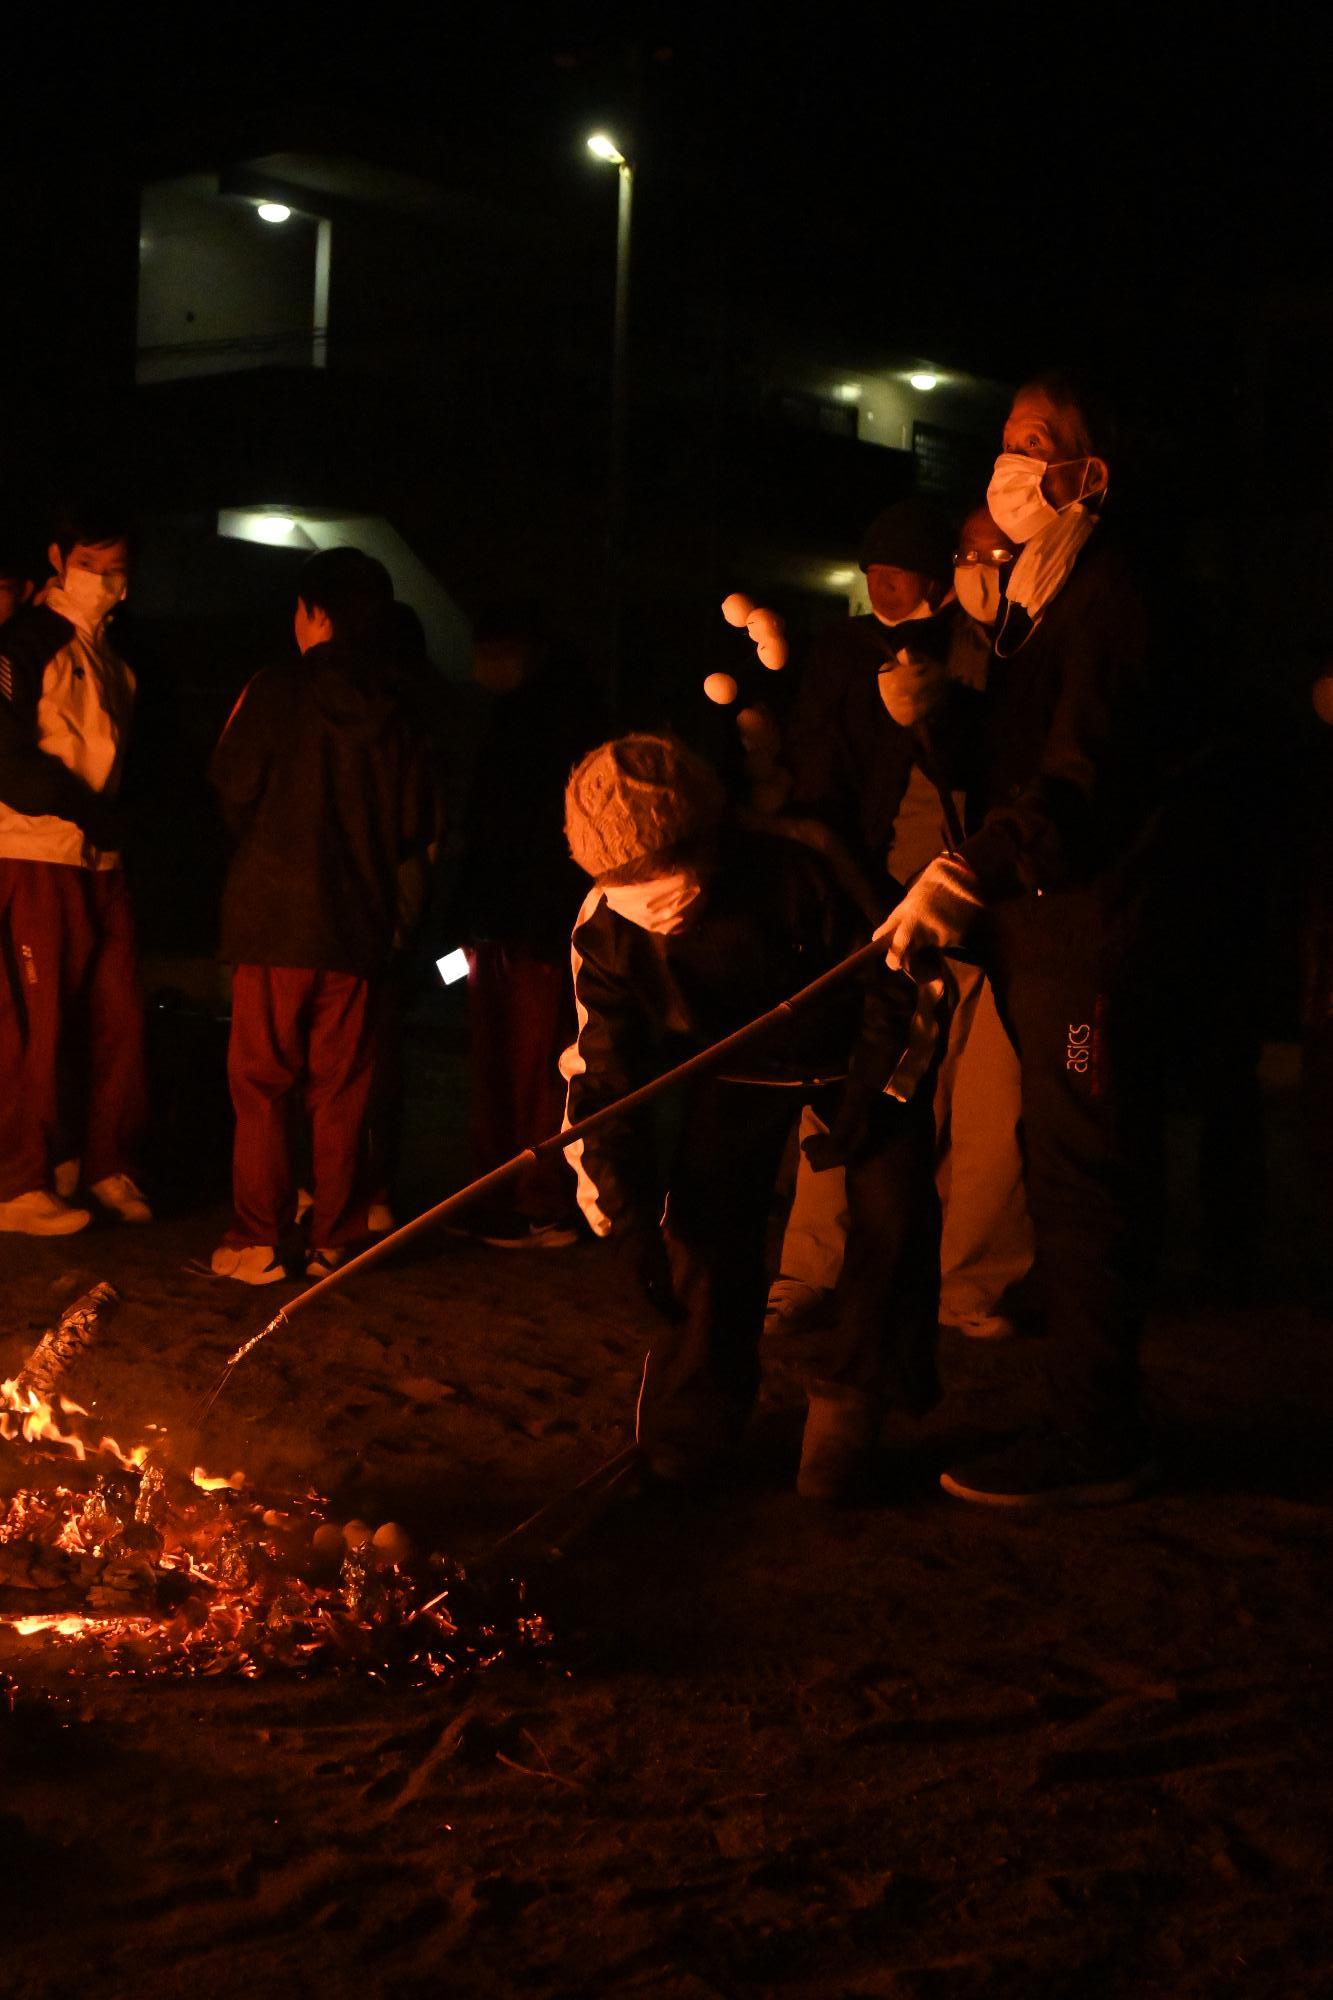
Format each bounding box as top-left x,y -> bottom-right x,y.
7,3 -> 1333,414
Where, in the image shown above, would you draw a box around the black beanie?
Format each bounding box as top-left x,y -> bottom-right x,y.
857,499 -> 955,585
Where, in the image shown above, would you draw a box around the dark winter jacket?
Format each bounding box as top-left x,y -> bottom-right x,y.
958,533 -> 1154,901
453,652 -> 606,959
785,605 -> 969,889
209,638 -> 437,976
559,823 -> 914,1237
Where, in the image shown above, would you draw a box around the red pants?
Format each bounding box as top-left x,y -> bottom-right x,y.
226,965 -> 377,1247
466,943 -> 575,1223
0,860 -> 146,1201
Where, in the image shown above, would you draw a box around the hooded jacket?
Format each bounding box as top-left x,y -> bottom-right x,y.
559,823 -> 914,1237
209,638 -> 437,976
0,591 -> 135,867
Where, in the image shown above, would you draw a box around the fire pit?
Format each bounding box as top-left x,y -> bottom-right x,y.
1,1288 -> 550,1685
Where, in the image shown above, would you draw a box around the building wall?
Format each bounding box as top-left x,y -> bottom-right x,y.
138,179 -> 322,384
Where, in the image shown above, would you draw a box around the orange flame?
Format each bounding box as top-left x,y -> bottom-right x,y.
6,1612 -> 154,1638
2,1376 -> 236,1489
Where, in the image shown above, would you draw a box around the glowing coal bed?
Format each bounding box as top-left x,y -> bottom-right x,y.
0,1451 -> 550,1685
0,1298 -> 550,1686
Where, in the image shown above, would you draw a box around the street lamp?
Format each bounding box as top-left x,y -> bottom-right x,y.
587,130 -> 633,708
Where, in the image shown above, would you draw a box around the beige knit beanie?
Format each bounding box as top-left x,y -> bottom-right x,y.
564,734 -> 725,880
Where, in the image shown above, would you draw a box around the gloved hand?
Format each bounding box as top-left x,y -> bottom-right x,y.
877,652 -> 948,728
874,853 -> 984,982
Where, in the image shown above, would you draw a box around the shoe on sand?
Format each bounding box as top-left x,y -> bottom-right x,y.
0,1188 -> 92,1236
306,1246 -> 351,1279
764,1275 -> 835,1338
797,1387 -> 881,1502
940,1430 -> 1157,1511
941,1311 -> 1016,1341
642,1438 -> 733,1488
367,1202 -> 396,1235
480,1219 -> 580,1249
210,1243 -> 287,1285
90,1173 -> 153,1225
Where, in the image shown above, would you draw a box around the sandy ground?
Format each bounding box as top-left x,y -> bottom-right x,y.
3,1028 -> 1333,2000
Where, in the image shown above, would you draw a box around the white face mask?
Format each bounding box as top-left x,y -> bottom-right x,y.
602,871 -> 703,935
987,453 -> 1102,545
59,566 -> 127,628
954,564 -> 1003,625
986,454 -> 1063,544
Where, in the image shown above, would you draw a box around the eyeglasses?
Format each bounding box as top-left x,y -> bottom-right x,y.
953,547 -> 1014,569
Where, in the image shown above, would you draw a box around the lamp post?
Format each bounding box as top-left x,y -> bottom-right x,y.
587,131 -> 633,710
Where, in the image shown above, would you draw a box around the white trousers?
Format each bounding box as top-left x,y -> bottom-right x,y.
777,962 -> 1032,1324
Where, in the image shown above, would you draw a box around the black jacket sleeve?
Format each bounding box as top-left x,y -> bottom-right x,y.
560,899 -> 658,1237
394,731 -> 443,943
0,614 -> 121,843
208,670 -> 281,838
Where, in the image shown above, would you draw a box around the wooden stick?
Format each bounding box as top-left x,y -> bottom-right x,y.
224,932 -> 888,1371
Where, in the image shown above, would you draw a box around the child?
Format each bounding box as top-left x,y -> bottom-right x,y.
208,549 -> 437,1284
560,733 -> 940,1500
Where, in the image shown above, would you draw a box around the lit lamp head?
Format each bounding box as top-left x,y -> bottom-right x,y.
256,202 -> 292,224
586,132 -> 628,167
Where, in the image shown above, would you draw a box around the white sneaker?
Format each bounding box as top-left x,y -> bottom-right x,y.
0,1188 -> 92,1236
763,1275 -> 835,1336
89,1173 -> 153,1225
306,1246 -> 350,1279
943,1310 -> 1016,1341
479,1219 -> 579,1249
54,1157 -> 81,1200
210,1243 -> 287,1285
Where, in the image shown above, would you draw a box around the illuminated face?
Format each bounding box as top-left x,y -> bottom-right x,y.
865,563 -> 934,625
1002,389 -> 1106,510
955,505 -> 1015,568
53,538 -> 130,594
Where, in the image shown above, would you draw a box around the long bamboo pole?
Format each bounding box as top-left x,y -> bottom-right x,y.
218,932 -> 889,1377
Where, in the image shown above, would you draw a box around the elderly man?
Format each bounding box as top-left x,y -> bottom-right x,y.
879,374 -> 1159,1508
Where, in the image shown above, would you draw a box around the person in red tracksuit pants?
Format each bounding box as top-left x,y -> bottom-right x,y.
208,548 -> 437,1286
450,604 -> 605,1247
0,507 -> 152,1237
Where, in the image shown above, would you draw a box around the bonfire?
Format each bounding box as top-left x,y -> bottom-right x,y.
0,1285 -> 550,1683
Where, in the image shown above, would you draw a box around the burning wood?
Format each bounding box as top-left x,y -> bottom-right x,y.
1,1299 -> 550,1685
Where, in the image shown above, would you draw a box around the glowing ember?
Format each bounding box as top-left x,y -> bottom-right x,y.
0,1452 -> 549,1683
1,1293 -> 550,1686
12,1612 -> 154,1638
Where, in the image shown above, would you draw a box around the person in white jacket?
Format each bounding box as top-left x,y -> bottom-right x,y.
0,509 -> 151,1235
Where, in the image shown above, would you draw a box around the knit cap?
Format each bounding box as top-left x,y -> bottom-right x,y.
564,734 -> 725,880
858,498 -> 954,584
